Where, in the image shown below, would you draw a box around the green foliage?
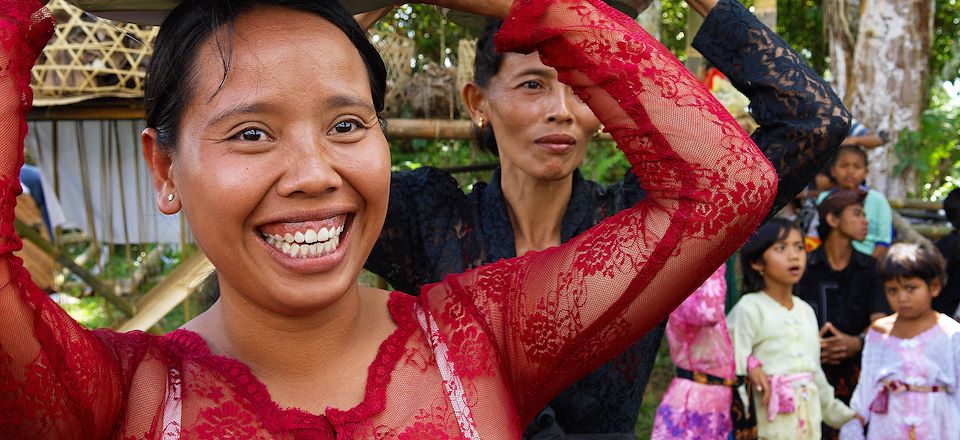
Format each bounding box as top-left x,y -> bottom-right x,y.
932,0 -> 960,82
892,86 -> 960,199
373,5 -> 473,70
659,0 -> 691,59
777,0 -> 826,75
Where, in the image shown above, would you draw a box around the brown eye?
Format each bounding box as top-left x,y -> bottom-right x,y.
231,128 -> 267,142
332,120 -> 363,134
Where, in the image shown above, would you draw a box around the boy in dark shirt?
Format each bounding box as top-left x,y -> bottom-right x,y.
935,188 -> 960,317
796,189 -> 890,438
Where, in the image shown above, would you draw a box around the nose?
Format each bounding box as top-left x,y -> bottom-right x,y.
545,85 -> 576,124
275,139 -> 342,197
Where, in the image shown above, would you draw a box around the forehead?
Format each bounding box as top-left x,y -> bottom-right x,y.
497,51 -> 556,78
189,6 -> 371,109
840,202 -> 864,213
835,150 -> 866,164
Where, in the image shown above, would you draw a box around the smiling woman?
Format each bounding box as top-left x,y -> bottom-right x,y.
0,0 -> 776,438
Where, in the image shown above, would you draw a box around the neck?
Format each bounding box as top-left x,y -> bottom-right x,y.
824,233 -> 853,270
763,279 -> 794,308
500,165 -> 573,255
190,282 -> 368,383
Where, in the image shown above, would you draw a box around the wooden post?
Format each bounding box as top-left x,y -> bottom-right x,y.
15,219 -> 136,317
753,0 -> 777,30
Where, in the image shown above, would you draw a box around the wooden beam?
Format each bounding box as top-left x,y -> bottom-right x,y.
14,218 -> 135,316
889,199 -> 943,211
114,252 -> 213,332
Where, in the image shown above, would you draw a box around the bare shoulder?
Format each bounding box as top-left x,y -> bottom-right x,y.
871,314 -> 896,335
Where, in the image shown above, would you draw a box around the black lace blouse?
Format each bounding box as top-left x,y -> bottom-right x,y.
366,0 -> 851,435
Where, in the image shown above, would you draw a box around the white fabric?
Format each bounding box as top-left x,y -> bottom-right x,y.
415,302 -> 481,440
25,120 -> 184,244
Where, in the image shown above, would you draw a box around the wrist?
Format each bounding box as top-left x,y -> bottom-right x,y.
747,354 -> 763,371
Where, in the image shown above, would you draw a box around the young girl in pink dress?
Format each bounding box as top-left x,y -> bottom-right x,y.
840,244 -> 960,439
652,264 -> 738,439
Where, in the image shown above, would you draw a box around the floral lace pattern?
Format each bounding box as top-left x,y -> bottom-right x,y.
0,0 -> 775,438
369,0 -> 848,434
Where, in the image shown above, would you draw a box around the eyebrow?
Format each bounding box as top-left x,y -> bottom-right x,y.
326,94 -> 377,115
512,67 -> 555,79
206,94 -> 376,128
208,102 -> 277,127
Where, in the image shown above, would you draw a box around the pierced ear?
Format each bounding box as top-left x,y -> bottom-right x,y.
461,81 -> 487,127
750,261 -> 765,274
141,128 -> 180,215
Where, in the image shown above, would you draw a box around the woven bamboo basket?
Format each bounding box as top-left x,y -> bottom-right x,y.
32,0 -> 158,106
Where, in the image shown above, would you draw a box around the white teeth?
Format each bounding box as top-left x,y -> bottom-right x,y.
266,226 -> 343,259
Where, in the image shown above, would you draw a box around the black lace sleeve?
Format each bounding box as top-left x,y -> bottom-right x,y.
693,0 -> 851,220
365,167 -> 466,295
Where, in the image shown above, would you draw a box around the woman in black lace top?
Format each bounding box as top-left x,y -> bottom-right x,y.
366,0 -> 851,437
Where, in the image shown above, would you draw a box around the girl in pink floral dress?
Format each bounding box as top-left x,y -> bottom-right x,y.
653,264 -> 738,439
840,244 -> 960,440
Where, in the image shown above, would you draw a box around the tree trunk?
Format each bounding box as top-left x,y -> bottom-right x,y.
849,0 -> 934,199
824,0 -> 861,102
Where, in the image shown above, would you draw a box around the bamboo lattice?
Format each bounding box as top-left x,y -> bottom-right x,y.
31,0 -> 159,106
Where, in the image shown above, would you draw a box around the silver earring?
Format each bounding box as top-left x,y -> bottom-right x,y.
167,194 -> 175,202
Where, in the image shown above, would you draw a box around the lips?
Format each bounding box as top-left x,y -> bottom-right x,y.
534,133 -> 577,153
535,134 -> 576,145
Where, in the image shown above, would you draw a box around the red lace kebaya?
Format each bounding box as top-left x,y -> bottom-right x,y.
0,0 -> 776,438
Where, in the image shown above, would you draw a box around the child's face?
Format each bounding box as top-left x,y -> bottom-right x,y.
884,276 -> 940,320
828,204 -> 868,242
831,151 -> 868,190
757,228 -> 807,286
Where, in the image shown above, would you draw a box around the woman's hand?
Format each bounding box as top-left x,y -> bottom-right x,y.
819,322 -> 863,365
415,0 -> 513,19
748,365 -> 771,408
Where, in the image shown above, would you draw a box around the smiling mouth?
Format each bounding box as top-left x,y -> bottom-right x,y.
257,215 -> 349,259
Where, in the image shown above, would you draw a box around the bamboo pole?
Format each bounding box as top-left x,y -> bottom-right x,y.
15,219 -> 136,317
889,199 -> 943,211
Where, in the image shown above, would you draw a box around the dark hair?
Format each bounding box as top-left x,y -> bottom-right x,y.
944,188 -> 960,230
740,218 -> 804,293
471,19 -> 505,156
145,0 -> 387,150
831,144 -> 869,169
877,243 -> 946,287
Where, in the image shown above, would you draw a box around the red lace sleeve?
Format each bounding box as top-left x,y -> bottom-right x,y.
419,0 -> 776,424
0,3 -> 126,438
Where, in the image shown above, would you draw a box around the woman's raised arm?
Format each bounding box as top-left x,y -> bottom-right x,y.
0,3 -> 126,437
418,0 -> 776,422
